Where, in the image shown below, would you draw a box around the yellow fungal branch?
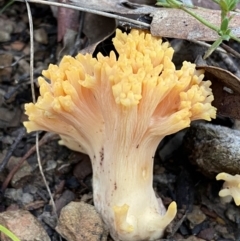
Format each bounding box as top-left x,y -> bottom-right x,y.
216,172 -> 240,206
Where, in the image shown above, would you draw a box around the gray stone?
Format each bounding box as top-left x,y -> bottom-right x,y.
184,122 -> 240,178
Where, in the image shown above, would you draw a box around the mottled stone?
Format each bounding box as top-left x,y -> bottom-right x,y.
184,122 -> 240,178
56,201 -> 108,241
0,210 -> 51,241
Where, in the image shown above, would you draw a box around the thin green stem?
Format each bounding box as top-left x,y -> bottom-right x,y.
180,6 -> 220,32
0,0 -> 15,14
157,0 -> 240,44
181,4 -> 240,43
0,225 -> 21,241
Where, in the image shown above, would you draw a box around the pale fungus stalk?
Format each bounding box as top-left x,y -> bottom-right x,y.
216,172 -> 240,206
24,29 -> 216,241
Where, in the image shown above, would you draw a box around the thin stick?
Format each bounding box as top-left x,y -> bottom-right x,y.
1,133 -> 56,192
24,0 -> 58,218
220,43 -> 240,59
25,0 -> 35,103
0,128 -> 26,173
15,0 -> 150,29
190,40 -> 227,54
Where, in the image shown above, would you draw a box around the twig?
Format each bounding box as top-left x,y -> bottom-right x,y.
0,0 -> 15,14
25,0 -> 35,103
0,127 -> 26,173
24,0 -> 59,229
1,133 -> 56,192
15,0 -> 150,29
220,43 -> 240,59
0,55 -> 27,69
190,40 -> 227,54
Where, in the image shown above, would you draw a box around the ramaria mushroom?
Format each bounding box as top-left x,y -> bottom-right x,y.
216,172 -> 240,206
24,29 -> 216,241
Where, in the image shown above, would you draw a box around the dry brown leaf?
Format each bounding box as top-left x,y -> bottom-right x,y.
198,66 -> 240,119
192,0 -> 240,10
58,0 -> 79,42
80,13 -> 116,55
70,0 -> 156,14
69,0 -> 240,41
151,8 -> 240,41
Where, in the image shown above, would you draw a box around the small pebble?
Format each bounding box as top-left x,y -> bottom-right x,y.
187,205 -> 206,229
56,201 -> 108,241
34,28 -> 48,44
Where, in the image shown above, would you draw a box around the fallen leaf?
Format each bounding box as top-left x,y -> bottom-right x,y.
192,0 -> 240,10
198,65 -> 240,95
198,66 -> 240,119
58,0 -> 79,42
70,0 -> 155,14
69,0 -> 240,40
151,8 -> 240,41
81,13 -> 116,55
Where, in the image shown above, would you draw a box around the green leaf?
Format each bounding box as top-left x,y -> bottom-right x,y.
228,0 -> 238,10
156,0 -> 171,7
0,225 -> 21,241
0,0 -> 15,14
204,37 -> 223,59
219,0 -> 229,11
220,17 -> 229,31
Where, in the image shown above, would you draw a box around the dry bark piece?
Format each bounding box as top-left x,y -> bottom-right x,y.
0,210 -> 51,241
56,202 -> 108,241
184,122 -> 240,178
